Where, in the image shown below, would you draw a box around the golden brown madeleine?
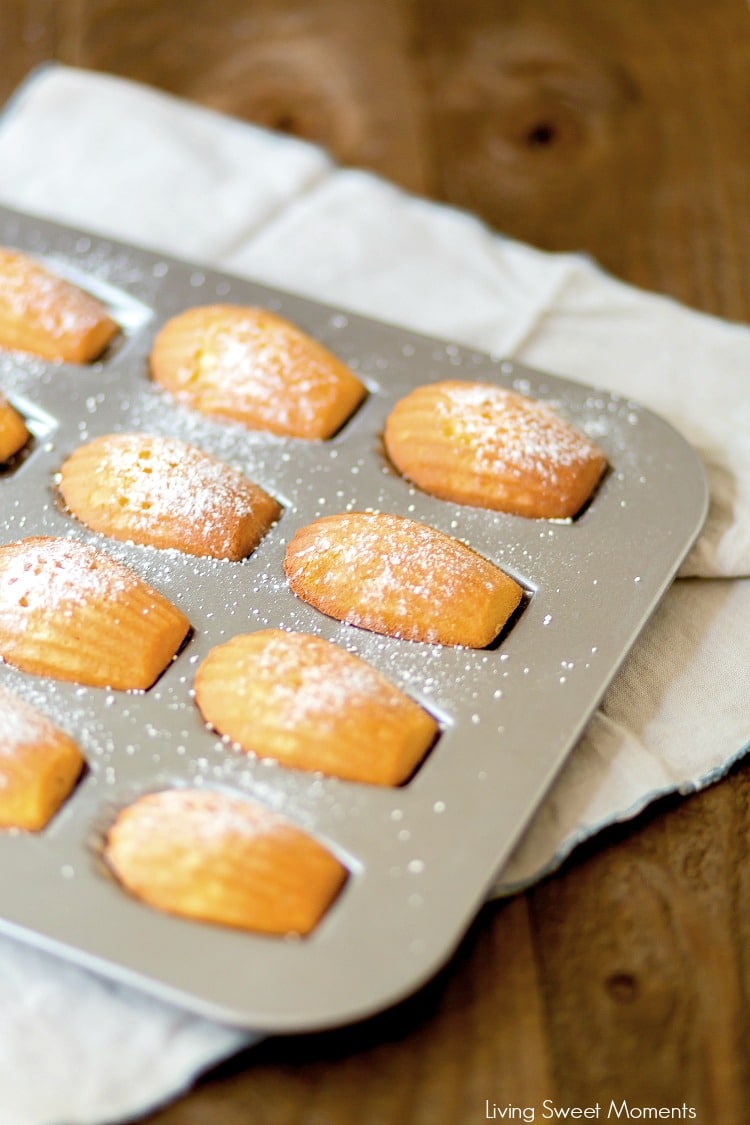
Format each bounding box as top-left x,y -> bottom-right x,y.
0,248 -> 119,363
150,305 -> 366,439
384,380 -> 607,519
58,433 -> 281,560
0,537 -> 190,689
0,394 -> 29,463
284,512 -> 523,648
104,788 -> 347,935
0,684 -> 84,830
195,629 -> 438,785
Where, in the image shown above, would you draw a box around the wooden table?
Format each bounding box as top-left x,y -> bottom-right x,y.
2,2 -> 749,1121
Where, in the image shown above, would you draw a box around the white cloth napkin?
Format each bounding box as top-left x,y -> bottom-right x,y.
0,65 -> 749,1125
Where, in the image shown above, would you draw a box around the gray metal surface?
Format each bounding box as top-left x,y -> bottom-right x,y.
0,205 -> 708,1031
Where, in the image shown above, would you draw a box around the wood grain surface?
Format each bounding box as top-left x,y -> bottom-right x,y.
2,1 -> 750,1122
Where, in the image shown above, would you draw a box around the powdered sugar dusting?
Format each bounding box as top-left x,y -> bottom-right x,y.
0,683 -> 62,751
93,435 -> 261,522
59,433 -> 280,556
437,381 -> 601,479
294,514 -> 493,600
0,249 -> 108,341
286,512 -> 516,644
114,788 -> 302,847
159,307 -> 364,436
206,319 -> 330,425
0,537 -> 131,623
218,632 -> 405,729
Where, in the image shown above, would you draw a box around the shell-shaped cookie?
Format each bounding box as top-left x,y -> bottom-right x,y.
384,381 -> 607,519
150,305 -> 366,439
58,433 -> 281,560
0,684 -> 85,831
0,394 -> 29,463
195,629 -> 438,785
104,788 -> 347,935
0,248 -> 119,363
284,512 -> 524,648
0,537 -> 190,689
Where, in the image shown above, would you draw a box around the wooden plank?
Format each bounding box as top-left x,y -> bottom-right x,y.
148,896 -> 557,1124
0,0 -> 58,107
75,0 -> 432,192
530,777 -> 749,1122
416,0 -> 750,317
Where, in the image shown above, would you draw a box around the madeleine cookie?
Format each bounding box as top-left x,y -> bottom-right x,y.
0,248 -> 119,363
0,685 -> 84,831
195,630 -> 438,785
384,381 -> 607,519
58,433 -> 281,560
0,537 -> 190,689
285,512 -> 523,647
104,788 -> 347,935
0,395 -> 29,463
150,305 -> 366,439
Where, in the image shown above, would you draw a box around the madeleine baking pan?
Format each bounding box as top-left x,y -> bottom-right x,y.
0,204 -> 708,1030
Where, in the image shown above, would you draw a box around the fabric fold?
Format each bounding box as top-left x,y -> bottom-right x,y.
497,578 -> 750,891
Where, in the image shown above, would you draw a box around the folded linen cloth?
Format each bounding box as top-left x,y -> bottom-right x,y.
0,65 -> 749,1125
